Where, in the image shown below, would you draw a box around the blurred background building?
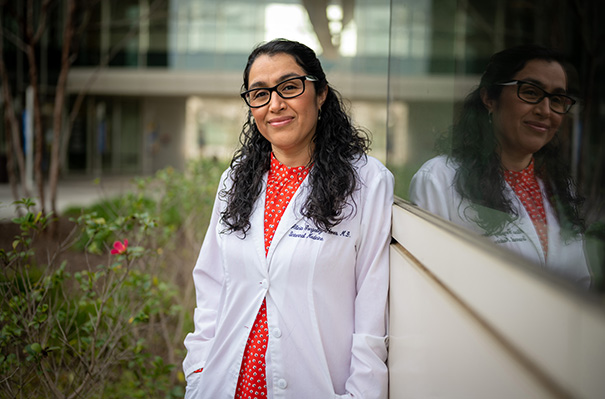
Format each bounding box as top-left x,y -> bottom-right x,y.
0,0 -> 603,246
34,0 -> 393,177
1,0 -> 601,188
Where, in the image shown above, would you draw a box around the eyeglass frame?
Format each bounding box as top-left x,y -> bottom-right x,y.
240,75 -> 319,108
496,80 -> 576,114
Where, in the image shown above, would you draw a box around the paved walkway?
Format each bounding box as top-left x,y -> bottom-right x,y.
0,176 -> 138,221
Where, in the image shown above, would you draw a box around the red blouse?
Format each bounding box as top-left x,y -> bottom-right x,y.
503,159 -> 548,258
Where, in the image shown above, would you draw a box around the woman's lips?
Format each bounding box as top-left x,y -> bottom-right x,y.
525,121 -> 549,133
268,117 -> 294,127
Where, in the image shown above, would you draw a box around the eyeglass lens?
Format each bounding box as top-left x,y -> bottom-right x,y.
245,77 -> 306,107
517,82 -> 572,113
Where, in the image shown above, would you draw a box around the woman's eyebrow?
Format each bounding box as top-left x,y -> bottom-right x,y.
522,77 -> 567,93
249,73 -> 302,89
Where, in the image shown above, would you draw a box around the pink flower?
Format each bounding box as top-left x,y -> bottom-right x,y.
110,239 -> 128,255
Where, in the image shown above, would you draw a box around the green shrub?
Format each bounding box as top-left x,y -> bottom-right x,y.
0,202 -> 181,398
1,158 -> 227,398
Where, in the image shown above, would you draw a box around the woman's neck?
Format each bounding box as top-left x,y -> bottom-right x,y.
271,147 -> 313,168
500,152 -> 533,172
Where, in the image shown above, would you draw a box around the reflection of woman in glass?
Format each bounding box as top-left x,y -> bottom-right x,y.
410,45 -> 591,288
183,39 -> 392,398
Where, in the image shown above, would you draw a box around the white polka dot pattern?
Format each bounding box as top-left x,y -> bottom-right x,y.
235,300 -> 268,398
235,153 -> 309,399
504,159 -> 548,259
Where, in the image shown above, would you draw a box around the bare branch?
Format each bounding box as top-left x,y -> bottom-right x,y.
1,25 -> 28,52
39,360 -> 65,399
31,0 -> 53,44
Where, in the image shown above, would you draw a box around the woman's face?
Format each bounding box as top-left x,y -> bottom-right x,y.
483,59 -> 567,170
247,53 -> 326,167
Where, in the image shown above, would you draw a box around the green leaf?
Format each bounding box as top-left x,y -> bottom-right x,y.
26,342 -> 42,355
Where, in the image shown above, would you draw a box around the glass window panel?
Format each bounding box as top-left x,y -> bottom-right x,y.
387,0 -> 605,291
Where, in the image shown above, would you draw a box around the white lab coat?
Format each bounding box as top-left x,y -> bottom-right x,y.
183,155 -> 394,399
409,155 -> 590,288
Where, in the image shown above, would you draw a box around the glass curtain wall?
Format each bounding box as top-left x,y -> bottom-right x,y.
170,0 -> 392,163
75,0 -> 169,67
387,0 -> 605,292
69,0 -> 391,173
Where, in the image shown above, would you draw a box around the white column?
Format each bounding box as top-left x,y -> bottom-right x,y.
25,86 -> 34,192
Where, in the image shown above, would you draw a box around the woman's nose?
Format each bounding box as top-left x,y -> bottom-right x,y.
534,97 -> 552,116
268,91 -> 286,111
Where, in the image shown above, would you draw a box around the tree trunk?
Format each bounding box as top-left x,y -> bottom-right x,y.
0,8 -> 30,201
3,118 -> 21,210
49,0 -> 76,217
25,0 -> 50,215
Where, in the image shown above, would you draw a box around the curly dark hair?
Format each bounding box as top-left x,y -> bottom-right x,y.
436,44 -> 585,235
219,38 -> 370,235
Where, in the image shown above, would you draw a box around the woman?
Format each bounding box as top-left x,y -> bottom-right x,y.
183,39 -> 393,398
410,44 -> 591,288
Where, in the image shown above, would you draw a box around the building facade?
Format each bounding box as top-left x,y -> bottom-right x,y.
64,0 -> 393,176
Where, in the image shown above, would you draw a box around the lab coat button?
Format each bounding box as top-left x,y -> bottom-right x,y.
260,279 -> 269,289
272,328 -> 282,338
277,378 -> 287,389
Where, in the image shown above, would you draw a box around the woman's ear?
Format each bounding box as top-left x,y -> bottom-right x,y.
317,87 -> 328,109
480,87 -> 494,112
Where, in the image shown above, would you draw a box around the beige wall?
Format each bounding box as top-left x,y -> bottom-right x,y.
389,201 -> 605,398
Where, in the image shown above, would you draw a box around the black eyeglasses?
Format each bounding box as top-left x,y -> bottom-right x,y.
241,75 -> 318,108
497,80 -> 576,114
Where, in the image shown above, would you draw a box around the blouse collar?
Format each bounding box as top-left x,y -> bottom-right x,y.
503,158 -> 535,185
269,152 -> 310,175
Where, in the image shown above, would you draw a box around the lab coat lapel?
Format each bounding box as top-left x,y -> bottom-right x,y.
265,174 -> 311,266
538,179 -> 560,263
503,181 -> 545,265
249,173 -> 269,274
